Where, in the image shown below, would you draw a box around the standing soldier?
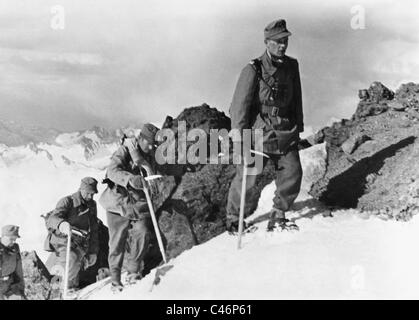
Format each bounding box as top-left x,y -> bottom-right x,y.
0,225 -> 25,300
226,19 -> 304,232
99,123 -> 162,292
45,177 -> 100,292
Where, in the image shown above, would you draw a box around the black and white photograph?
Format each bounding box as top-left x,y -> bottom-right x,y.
0,0 -> 418,305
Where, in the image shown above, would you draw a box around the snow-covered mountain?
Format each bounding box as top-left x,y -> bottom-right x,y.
0,119 -> 142,160
76,142 -> 419,300
0,129 -> 124,262
0,119 -> 60,147
1,121 -> 418,299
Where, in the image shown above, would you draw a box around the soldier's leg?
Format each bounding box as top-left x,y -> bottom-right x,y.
55,246 -> 85,289
142,229 -> 165,277
125,217 -> 152,275
226,164 -> 260,225
273,149 -> 303,213
0,278 -> 12,300
106,211 -> 130,284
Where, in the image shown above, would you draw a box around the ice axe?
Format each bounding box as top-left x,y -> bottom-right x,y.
140,168 -> 167,264
237,149 -> 269,250
63,228 -> 72,300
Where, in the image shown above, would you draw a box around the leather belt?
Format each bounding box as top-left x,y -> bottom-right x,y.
261,105 -> 289,118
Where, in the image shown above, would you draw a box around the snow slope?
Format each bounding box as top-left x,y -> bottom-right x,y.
0,141 -> 117,262
80,143 -> 419,300
2,138 -> 418,299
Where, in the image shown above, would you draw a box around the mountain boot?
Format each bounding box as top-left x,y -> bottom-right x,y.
266,209 -> 299,232
226,216 -> 248,235
126,272 -> 142,285
111,281 -> 124,293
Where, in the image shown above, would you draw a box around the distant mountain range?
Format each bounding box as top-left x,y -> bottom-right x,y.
0,119 -> 61,146
0,119 -> 142,148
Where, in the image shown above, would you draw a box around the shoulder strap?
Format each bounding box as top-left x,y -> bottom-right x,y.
249,58 -> 275,94
0,246 -> 3,275
250,58 -> 262,81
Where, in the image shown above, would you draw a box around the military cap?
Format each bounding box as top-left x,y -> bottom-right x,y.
264,19 -> 292,40
1,225 -> 21,238
80,177 -> 98,194
139,123 -> 159,145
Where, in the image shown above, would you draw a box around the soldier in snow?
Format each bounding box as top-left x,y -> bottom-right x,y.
44,177 -> 100,292
226,19 -> 304,232
99,123 -> 163,292
0,225 -> 25,300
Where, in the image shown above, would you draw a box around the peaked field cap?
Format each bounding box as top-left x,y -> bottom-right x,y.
80,177 -> 98,193
1,225 -> 20,238
139,123 -> 159,144
264,19 -> 292,40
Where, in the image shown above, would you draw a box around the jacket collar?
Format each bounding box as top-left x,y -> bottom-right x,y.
71,191 -> 85,208
0,242 -> 17,254
259,50 -> 289,76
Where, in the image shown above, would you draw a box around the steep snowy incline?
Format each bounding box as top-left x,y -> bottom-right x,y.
0,126 -> 315,264
0,142 -> 116,262
82,143 -> 419,300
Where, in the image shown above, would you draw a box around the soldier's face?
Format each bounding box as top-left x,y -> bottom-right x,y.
81,190 -> 96,201
266,37 -> 288,58
1,235 -> 18,247
139,137 -> 153,154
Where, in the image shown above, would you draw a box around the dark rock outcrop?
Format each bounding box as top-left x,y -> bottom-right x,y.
143,103 -> 276,262
309,82 -> 419,220
21,251 -> 51,300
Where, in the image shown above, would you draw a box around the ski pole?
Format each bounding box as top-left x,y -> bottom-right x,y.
237,158 -> 248,250
141,174 -> 167,264
63,229 -> 72,300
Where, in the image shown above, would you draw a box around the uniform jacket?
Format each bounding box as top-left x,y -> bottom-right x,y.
46,191 -> 99,254
99,138 -> 156,220
229,51 -> 304,154
0,242 -> 25,297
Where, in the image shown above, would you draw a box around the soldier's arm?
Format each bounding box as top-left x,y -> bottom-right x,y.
10,245 -> 25,296
88,202 -> 100,255
293,60 -> 304,133
46,196 -> 72,231
107,147 -> 135,187
229,64 -> 258,140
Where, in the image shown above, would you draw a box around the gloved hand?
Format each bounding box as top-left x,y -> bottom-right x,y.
128,175 -> 143,190
58,221 -> 71,235
148,179 -> 159,196
86,254 -> 97,268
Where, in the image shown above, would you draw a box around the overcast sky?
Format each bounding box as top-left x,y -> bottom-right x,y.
0,0 -> 418,131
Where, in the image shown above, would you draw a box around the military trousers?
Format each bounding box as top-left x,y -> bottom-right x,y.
0,279 -> 25,300
226,149 -> 303,221
0,277 -> 13,300
51,244 -> 86,290
106,211 -> 152,283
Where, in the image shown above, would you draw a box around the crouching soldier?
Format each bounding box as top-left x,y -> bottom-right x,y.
99,123 -> 162,292
0,225 -> 25,300
45,177 -> 99,292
